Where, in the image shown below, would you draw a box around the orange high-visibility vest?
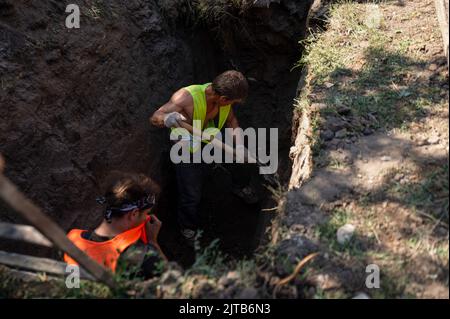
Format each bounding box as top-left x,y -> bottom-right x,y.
64,218 -> 149,272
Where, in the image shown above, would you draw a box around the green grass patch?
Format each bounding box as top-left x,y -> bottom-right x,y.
387,164 -> 449,224
316,208 -> 370,258
297,1 -> 442,130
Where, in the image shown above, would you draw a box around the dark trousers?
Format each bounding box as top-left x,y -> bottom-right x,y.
175,162 -> 253,231
175,162 -> 205,230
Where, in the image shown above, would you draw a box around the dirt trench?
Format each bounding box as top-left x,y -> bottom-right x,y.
0,0 -> 314,265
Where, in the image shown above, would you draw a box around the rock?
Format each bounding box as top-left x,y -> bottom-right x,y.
352,292 -> 370,299
380,155 -> 392,161
326,117 -> 346,132
427,136 -> 440,145
327,139 -> 340,148
226,271 -> 240,281
364,4 -> 382,29
337,224 -> 355,245
394,173 -> 404,181
236,287 -> 259,299
192,280 -> 216,298
312,274 -> 341,290
321,129 -> 335,141
399,177 -> 409,185
335,129 -> 347,139
428,63 -> 438,71
336,105 -> 352,116
218,276 -> 234,287
362,127 -> 374,135
160,269 -> 183,286
416,137 -> 428,146
275,235 -> 319,275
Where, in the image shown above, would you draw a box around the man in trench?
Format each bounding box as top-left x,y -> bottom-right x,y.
150,70 -> 258,247
65,171 -> 168,278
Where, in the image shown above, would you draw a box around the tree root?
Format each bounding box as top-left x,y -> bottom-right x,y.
272,252 -> 319,298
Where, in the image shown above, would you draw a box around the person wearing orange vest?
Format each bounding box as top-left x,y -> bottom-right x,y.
150,70 -> 258,247
64,172 -> 167,277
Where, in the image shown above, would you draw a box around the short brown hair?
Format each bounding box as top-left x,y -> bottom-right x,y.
212,70 -> 248,101
102,171 -> 160,215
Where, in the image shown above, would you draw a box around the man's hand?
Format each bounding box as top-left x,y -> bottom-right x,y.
145,214 -> 162,244
163,112 -> 186,128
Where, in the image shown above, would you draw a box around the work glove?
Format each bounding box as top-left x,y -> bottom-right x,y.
164,112 -> 186,128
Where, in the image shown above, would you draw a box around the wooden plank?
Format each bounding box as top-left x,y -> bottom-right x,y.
0,250 -> 95,281
0,265 -> 56,283
435,0 -> 449,67
0,173 -> 115,288
0,222 -> 53,247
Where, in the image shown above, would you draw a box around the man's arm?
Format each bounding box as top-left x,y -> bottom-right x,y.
145,215 -> 168,261
150,90 -> 189,128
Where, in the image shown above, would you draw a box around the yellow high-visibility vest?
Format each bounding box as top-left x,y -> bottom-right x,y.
171,83 -> 231,153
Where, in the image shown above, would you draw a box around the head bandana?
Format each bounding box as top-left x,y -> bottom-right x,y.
96,194 -> 155,223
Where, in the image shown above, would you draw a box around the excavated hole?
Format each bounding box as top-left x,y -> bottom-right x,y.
150,32 -> 301,268
0,0 -> 312,272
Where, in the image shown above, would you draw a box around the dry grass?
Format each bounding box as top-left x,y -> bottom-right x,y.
296,0 -> 449,298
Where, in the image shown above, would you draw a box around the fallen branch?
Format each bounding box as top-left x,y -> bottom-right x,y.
0,250 -> 95,281
0,222 -> 53,247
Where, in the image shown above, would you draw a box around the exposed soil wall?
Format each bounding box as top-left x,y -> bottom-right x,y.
0,0 -> 313,261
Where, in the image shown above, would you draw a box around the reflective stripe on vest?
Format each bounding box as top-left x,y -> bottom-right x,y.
63,217 -> 149,272
171,83 -> 231,153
